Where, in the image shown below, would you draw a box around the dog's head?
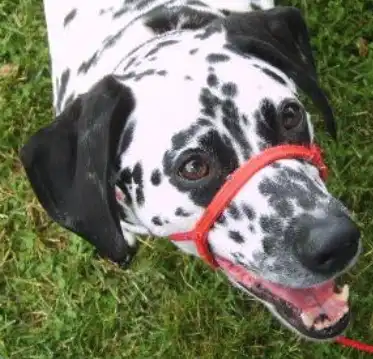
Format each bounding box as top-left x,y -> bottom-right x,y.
21,7 -> 361,341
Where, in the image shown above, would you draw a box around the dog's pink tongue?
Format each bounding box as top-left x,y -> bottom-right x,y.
217,257 -> 342,311
261,278 -> 334,309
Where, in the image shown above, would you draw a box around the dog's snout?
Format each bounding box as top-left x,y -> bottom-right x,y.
294,215 -> 360,275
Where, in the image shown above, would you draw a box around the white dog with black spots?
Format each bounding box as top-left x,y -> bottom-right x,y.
21,0 -> 361,341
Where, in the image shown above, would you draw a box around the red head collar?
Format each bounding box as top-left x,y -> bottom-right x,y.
169,144 -> 328,268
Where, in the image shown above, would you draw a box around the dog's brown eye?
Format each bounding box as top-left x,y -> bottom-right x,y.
280,101 -> 304,130
178,156 -> 210,181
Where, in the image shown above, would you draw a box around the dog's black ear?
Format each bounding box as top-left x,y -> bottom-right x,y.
20,75 -> 137,266
224,6 -> 336,139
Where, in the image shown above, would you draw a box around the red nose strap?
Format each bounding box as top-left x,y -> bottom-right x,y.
170,144 -> 328,268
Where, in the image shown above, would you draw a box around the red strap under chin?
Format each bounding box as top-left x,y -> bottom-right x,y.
170,144 -> 328,268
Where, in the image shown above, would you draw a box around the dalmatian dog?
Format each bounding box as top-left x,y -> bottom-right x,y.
20,0 -> 361,341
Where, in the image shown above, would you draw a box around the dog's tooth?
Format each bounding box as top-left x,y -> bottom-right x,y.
314,319 -> 331,331
300,312 -> 314,328
314,321 -> 324,331
323,319 -> 331,329
335,284 -> 349,302
342,284 -> 349,300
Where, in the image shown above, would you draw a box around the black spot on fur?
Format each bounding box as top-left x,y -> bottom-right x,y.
199,87 -> 221,118
185,75 -> 193,81
159,39 -> 180,48
136,187 -> 145,206
273,199 -> 294,218
242,204 -> 255,220
207,73 -> 219,88
103,31 -> 126,50
119,167 -> 132,185
145,48 -> 159,58
189,48 -> 199,55
262,236 -> 277,255
118,72 -> 136,81
132,163 -> 143,186
113,6 -> 128,18
122,57 -> 137,72
262,67 -> 287,85
63,8 -> 77,27
136,0 -> 151,11
242,114 -> 249,126
221,99 -> 238,119
221,82 -> 237,97
221,99 -> 252,158
99,7 -> 114,15
259,168 -> 325,214
152,216 -> 163,226
78,52 -> 98,74
216,214 -> 227,224
227,203 -> 241,220
229,230 -> 245,244
198,118 -> 212,127
157,70 -> 167,76
56,69 -> 70,112
175,207 -> 191,217
170,123 -> 201,152
151,169 -> 162,186
260,215 -> 283,235
206,53 -> 230,63
132,163 -> 144,206
145,39 -> 180,57
135,69 -> 156,81
255,99 -> 278,146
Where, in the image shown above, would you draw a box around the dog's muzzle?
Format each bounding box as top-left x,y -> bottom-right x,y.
170,144 -> 328,268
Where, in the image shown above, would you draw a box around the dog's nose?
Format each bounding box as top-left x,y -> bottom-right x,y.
294,214 -> 360,275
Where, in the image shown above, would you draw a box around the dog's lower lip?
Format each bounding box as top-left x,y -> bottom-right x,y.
216,256 -> 350,339
241,280 -> 350,339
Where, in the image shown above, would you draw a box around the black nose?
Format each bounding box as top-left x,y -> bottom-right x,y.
294,214 -> 360,275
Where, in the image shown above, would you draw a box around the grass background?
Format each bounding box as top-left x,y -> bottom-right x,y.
0,0 -> 373,358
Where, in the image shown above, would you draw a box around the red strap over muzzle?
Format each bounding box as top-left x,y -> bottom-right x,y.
170,144 -> 328,268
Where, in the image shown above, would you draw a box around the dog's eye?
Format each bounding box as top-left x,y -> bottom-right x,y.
178,155 -> 210,181
279,101 -> 304,130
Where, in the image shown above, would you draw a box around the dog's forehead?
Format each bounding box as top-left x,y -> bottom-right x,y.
117,31 -> 298,168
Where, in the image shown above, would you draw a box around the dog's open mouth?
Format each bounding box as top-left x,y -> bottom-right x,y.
217,257 -> 350,340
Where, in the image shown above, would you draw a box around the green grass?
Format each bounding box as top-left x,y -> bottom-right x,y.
1,0 -> 373,358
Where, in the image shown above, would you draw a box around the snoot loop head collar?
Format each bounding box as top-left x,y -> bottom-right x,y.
170,144 -> 328,268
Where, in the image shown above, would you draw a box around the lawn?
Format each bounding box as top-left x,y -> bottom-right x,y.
1,0 -> 373,358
